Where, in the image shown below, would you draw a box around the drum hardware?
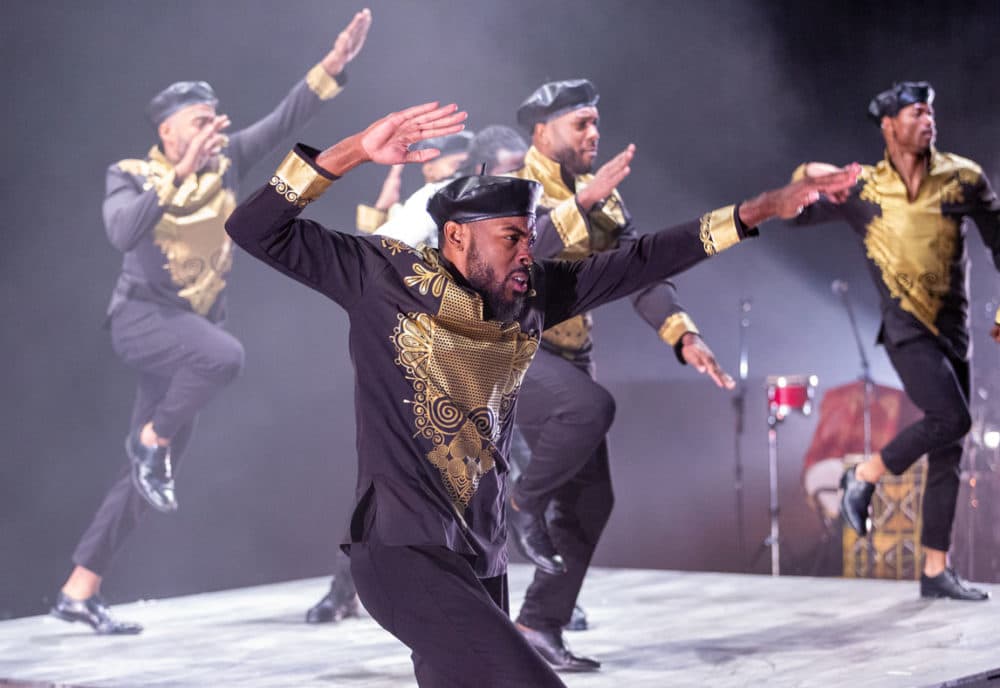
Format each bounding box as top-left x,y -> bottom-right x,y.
757,374 -> 818,576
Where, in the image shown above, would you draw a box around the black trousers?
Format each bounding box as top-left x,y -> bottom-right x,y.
880,335 -> 971,552
72,299 -> 244,575
350,543 -> 565,688
511,348 -> 616,632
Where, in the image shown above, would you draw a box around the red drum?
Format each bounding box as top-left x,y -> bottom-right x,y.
766,374 -> 818,421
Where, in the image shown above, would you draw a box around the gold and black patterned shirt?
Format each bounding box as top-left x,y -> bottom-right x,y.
103,64 -> 343,322
793,150 -> 1000,359
507,146 -> 701,360
225,144 -> 754,576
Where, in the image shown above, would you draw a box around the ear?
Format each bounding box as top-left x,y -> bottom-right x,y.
158,119 -> 171,143
531,122 -> 546,147
441,220 -> 467,252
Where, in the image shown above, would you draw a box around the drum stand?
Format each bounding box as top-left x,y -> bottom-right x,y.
755,376 -> 816,576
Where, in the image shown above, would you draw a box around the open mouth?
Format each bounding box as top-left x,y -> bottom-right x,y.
508,271 -> 530,293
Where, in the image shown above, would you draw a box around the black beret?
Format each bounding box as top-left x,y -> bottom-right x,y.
867,81 -> 935,123
427,175 -> 541,229
411,131 -> 474,156
147,81 -> 218,126
516,79 -> 599,130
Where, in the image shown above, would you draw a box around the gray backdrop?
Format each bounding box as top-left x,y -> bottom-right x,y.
2,0 -> 999,619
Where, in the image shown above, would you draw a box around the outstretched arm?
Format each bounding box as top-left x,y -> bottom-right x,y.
542,165 -> 861,324
225,103 -> 466,307
228,9 -> 373,176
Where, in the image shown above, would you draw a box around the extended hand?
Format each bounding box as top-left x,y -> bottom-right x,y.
739,163 -> 861,226
316,102 -> 467,176
680,333 -> 735,390
321,8 -> 372,76
374,164 -> 404,210
174,114 -> 231,179
577,144 -> 635,211
805,161 -> 853,203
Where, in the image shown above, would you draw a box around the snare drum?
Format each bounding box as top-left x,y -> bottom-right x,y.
766,374 -> 818,421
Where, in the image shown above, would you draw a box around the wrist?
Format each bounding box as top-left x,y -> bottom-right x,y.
316,133 -> 369,177
321,54 -> 345,78
738,192 -> 774,228
680,332 -> 700,347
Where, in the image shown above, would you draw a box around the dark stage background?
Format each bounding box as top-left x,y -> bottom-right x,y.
2,1 -> 999,619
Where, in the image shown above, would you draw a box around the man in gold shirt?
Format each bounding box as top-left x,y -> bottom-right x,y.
794,81 -> 1000,601
50,10 -> 371,635
504,79 -> 736,671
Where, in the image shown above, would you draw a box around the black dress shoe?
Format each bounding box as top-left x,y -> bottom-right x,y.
125,429 -> 177,513
921,568 -> 991,601
564,604 -> 588,632
839,466 -> 875,537
518,624 -> 600,672
508,498 -> 566,575
50,592 -> 143,635
305,590 -> 362,624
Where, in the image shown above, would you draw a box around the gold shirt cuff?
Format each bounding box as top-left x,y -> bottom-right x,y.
658,312 -> 699,347
306,63 -> 344,100
270,149 -> 334,207
550,197 -> 589,251
356,204 -> 389,234
995,305 -> 1000,325
699,204 -> 740,256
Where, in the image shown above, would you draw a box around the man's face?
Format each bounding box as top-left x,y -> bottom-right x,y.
885,102 -> 936,154
538,106 -> 599,176
461,216 -> 536,322
488,148 -> 526,175
159,102 -> 219,160
423,152 -> 469,183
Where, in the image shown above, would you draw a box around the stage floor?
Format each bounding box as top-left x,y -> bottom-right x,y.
0,566 -> 997,687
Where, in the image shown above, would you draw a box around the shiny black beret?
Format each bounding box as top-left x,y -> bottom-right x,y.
516,79 -> 599,129
867,81 -> 935,123
147,81 -> 218,126
411,131 -> 474,156
427,175 -> 541,229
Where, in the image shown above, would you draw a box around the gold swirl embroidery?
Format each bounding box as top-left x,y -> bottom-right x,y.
269,175 -> 309,208
699,213 -> 717,256
391,292 -> 539,513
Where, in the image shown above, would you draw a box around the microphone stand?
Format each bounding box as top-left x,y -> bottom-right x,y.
733,299 -> 751,569
834,280 -> 875,575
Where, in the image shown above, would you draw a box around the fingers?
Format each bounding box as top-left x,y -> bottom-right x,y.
404,148 -> 442,164
387,163 -> 404,178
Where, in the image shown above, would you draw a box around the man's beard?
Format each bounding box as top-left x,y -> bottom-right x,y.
467,242 -> 528,323
553,144 -> 594,177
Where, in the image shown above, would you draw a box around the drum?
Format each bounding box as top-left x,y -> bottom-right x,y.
766,374 -> 818,421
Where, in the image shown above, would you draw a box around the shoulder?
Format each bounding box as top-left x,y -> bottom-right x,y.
933,151 -> 984,185
111,158 -> 149,179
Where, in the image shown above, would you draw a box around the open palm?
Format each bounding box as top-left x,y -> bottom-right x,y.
359,102 -> 468,166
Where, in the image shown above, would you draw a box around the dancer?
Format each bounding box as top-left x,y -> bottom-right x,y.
225,101 -> 857,685
795,81 -> 1000,600
50,10 -> 372,635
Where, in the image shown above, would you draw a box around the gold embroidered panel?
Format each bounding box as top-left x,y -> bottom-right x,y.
859,153 -> 976,335
392,257 -> 539,514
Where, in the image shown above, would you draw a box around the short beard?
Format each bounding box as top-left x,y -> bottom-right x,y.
467,240 -> 527,323
553,145 -> 593,177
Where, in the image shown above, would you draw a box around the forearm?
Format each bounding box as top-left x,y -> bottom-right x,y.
546,205 -> 755,323
103,185 -> 170,252
229,68 -> 345,175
